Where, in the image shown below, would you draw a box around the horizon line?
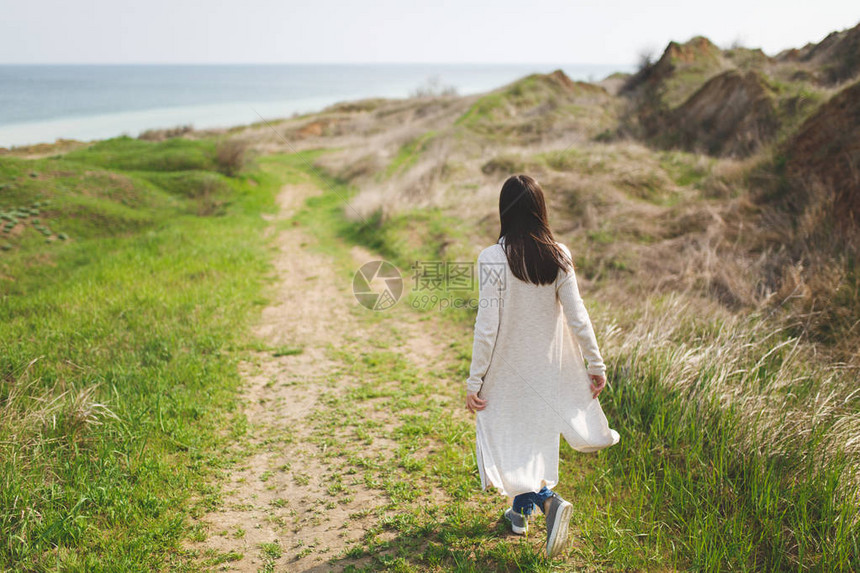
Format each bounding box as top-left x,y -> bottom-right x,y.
0,61 -> 636,67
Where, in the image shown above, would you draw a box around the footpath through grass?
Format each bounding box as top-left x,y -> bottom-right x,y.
0,137 -> 288,570
2,140 -> 856,571
285,151 -> 859,572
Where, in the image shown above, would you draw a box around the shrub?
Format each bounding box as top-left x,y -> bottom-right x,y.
215,139 -> 248,177
410,75 -> 458,99
137,125 -> 193,141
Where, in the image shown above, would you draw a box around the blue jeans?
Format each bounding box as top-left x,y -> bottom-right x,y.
512,486 -> 554,517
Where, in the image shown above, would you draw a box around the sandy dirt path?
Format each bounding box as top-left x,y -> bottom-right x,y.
183,183 -> 459,571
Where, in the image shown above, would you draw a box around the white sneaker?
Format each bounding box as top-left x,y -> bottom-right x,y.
544,492 -> 572,558
504,507 -> 529,535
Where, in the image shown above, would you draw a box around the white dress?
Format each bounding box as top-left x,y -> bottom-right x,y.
467,237 -> 621,498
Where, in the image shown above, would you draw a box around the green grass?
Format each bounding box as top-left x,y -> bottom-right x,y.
598,325 -> 858,570
5,138 -> 856,570
63,136 -> 218,172
383,131 -> 437,179
454,73 -> 611,140
285,154 -> 477,327
455,74 -> 564,128
661,66 -> 725,109
455,90 -> 510,128
0,137 -> 286,570
658,150 -> 712,188
272,346 -> 304,357
281,151 -> 860,571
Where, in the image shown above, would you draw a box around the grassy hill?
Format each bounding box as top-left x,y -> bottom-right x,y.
247,21 -> 860,358
0,137 -> 294,569
1,19 -> 859,572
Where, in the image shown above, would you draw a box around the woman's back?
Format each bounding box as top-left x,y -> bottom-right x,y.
469,238 -> 619,498
475,239 -> 568,401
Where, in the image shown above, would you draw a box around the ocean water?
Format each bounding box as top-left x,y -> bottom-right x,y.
0,63 -> 632,148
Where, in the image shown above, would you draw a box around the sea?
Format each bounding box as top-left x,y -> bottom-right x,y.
0,63 -> 633,148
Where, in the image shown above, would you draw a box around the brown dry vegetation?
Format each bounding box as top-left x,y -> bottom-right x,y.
232,23 -> 860,367
138,124 -> 195,141
224,24 -> 860,520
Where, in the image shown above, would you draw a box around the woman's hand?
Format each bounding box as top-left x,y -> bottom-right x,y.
589,375 -> 606,399
466,392 -> 487,413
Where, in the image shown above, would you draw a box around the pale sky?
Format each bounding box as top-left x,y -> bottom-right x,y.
1,0 -> 858,65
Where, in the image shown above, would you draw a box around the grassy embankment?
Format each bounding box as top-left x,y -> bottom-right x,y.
2,132 -> 856,570
284,144 -> 859,571
0,137 -> 290,570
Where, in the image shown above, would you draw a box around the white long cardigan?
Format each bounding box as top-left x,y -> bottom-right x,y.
467,238 -> 621,498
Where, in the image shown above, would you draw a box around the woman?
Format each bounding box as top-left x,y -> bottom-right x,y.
465,174 -> 620,559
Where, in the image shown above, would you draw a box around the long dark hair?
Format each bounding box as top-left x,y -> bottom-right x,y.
498,174 -> 572,285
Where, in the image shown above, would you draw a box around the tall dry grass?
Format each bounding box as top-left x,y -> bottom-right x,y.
586,292 -> 860,569
602,293 -> 860,494
1,361 -> 119,464
215,138 -> 249,176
